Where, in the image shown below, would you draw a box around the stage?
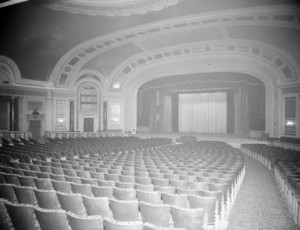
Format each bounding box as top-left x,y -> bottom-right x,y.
132,132 -> 267,148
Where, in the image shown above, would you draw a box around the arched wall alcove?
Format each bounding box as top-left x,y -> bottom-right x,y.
74,71 -> 104,132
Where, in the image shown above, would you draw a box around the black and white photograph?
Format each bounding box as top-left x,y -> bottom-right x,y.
0,0 -> 300,229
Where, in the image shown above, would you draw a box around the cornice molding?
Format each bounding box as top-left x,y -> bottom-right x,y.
47,0 -> 183,16
110,40 -> 297,90
122,54 -> 279,93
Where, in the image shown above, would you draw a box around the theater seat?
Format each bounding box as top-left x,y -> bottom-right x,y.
5,201 -> 39,230
136,190 -> 162,205
71,182 -> 93,196
34,206 -> 70,230
34,189 -> 61,209
33,178 -> 53,190
57,192 -> 87,216
113,187 -> 136,200
134,183 -> 154,192
110,198 -> 140,222
13,185 -> 38,205
170,206 -> 206,230
0,184 -> 18,202
143,222 -> 186,230
0,199 -> 12,230
67,212 -> 103,230
83,195 -> 112,218
161,193 -> 189,208
188,195 -> 217,225
92,186 -> 114,198
139,201 -> 171,227
154,186 -> 176,194
52,180 -> 72,194
18,176 -> 36,188
103,217 -> 144,230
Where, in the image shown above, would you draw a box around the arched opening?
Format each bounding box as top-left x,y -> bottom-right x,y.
76,82 -> 102,132
136,72 -> 265,137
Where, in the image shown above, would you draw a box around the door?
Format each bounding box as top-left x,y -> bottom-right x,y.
29,120 -> 41,140
84,118 -> 94,132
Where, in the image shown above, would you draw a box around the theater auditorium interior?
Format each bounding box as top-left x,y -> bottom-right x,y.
0,0 -> 300,229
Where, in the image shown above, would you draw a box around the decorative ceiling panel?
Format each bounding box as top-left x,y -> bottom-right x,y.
136,27 -> 224,50
82,43 -> 143,77
47,0 -> 183,16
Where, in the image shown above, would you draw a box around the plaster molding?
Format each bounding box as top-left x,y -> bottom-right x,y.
110,40 -> 297,90
49,5 -> 300,88
47,0 -> 183,17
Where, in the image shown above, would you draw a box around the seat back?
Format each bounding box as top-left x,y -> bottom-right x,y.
34,206 -> 70,230
103,218 -> 143,230
13,185 -> 38,205
83,195 -> 112,218
92,186 -> 113,198
143,222 -> 186,230
188,195 -> 217,224
0,198 -> 13,230
113,187 -> 136,200
67,212 -> 103,230
0,184 -> 17,202
57,192 -> 87,216
139,201 -> 171,228
109,198 -> 139,221
34,178 -> 53,190
18,176 -> 36,187
52,180 -> 72,194
5,201 -> 39,230
136,190 -> 162,205
71,183 -> 93,196
134,183 -> 154,192
170,206 -> 205,230
161,193 -> 189,208
34,189 -> 61,209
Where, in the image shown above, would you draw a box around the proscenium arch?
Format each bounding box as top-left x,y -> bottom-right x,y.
121,54 -> 281,137
109,39 -> 297,90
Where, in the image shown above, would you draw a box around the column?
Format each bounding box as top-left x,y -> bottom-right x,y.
103,101 -> 107,131
10,96 -> 15,131
234,89 -> 240,135
18,96 -> 23,132
46,90 -> 53,131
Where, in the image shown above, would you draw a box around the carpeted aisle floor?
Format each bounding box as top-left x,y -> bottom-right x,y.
227,153 -> 300,230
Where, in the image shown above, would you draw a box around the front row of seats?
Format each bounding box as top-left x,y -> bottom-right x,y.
0,199 -> 207,230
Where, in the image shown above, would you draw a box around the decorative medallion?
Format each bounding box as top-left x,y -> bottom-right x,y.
47,0 -> 183,16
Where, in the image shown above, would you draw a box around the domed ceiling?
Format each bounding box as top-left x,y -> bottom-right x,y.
0,0 -> 299,84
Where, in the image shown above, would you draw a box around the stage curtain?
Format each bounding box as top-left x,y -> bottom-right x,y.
161,93 -> 172,132
179,92 -> 227,133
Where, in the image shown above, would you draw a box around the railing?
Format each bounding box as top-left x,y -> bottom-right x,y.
269,139 -> 300,151
0,130 -> 32,139
44,131 -> 126,139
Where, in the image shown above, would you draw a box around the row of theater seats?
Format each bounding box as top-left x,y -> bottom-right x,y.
0,136 -> 172,162
241,143 -> 300,227
0,139 -> 245,230
1,197 -> 203,230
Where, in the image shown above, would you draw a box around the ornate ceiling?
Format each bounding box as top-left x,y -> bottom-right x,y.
0,0 -> 299,87
48,0 -> 184,16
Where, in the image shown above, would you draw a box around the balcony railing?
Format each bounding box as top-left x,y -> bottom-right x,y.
0,130 -> 32,139
44,131 -> 126,139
